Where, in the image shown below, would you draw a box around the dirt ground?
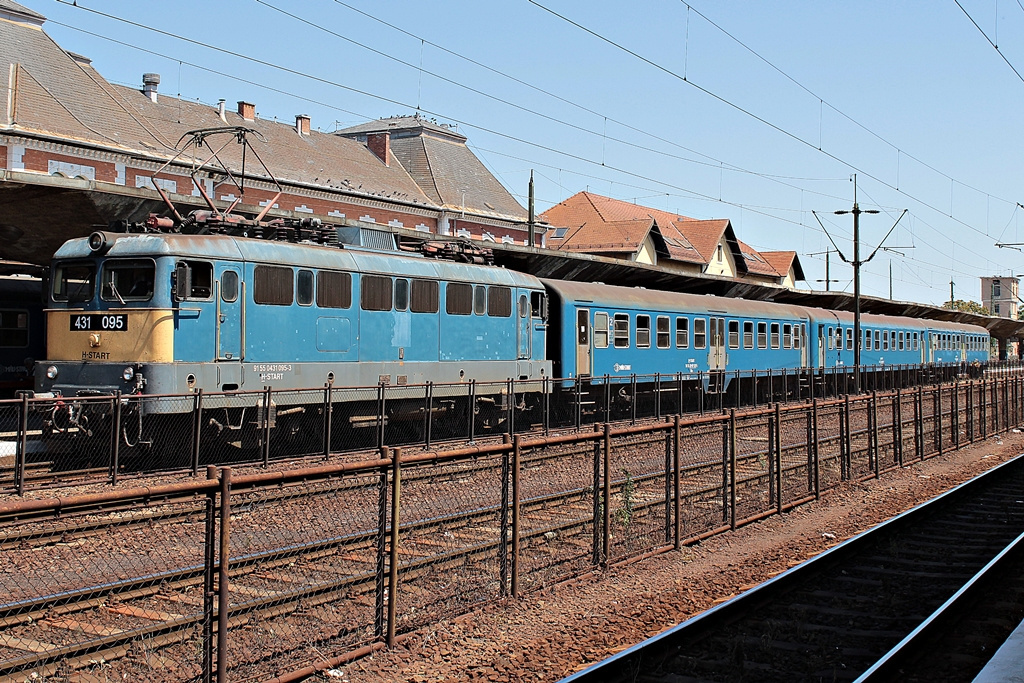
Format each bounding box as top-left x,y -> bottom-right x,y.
336,431 -> 1024,682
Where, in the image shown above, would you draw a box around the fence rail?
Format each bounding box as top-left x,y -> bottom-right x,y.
0,373 -> 1022,681
3,361 -> 1019,495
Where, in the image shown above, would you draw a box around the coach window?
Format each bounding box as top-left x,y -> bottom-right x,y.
727,320 -> 739,349
221,271 -> 238,303
613,313 -> 630,348
783,324 -> 793,349
874,330 -> 880,351
827,326 -> 834,351
694,318 -> 707,349
474,286 -> 487,315
446,282 -> 472,315
743,321 -> 754,349
394,278 -> 409,312
755,322 -> 766,349
594,312 -> 610,348
770,322 -> 780,349
900,331 -> 906,351
410,279 -> 439,313
296,269 -> 314,306
794,324 -> 803,349
846,328 -> 853,351
103,259 -> 156,303
0,311 -> 28,348
488,286 -> 512,317
317,271 -> 352,309
254,265 -> 293,305
882,331 -> 889,351
657,316 -> 670,349
636,315 -> 651,348
361,275 -> 392,311
676,317 -> 689,348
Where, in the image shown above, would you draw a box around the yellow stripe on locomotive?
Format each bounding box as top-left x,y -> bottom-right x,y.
46,309 -> 174,363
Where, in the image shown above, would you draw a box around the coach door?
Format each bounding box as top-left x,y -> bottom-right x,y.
576,308 -> 592,377
216,266 -> 243,363
708,317 -> 726,370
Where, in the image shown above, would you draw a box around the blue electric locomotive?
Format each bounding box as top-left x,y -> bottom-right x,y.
34,228 -> 551,444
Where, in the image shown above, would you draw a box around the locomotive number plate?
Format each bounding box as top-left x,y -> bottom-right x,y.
70,314 -> 128,331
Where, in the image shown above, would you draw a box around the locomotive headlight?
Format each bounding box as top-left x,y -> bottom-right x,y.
122,366 -> 135,382
45,365 -> 58,380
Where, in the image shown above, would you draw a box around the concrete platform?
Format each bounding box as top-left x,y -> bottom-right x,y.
973,616 -> 1024,682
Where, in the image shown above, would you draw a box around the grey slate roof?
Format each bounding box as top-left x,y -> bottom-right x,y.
337,115 -> 528,222
0,0 -> 43,23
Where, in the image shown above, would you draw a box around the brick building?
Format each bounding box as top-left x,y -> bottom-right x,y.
0,0 -> 540,265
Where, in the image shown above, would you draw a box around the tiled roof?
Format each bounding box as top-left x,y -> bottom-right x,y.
675,219 -> 730,264
761,251 -> 805,281
737,239 -> 783,278
336,115 -> 466,142
547,218 -> 653,254
542,192 -> 706,264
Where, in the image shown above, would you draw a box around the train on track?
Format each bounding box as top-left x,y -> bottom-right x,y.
27,211 -> 990,454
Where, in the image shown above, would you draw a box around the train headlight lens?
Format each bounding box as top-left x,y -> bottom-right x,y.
45,365 -> 58,380
122,366 -> 135,382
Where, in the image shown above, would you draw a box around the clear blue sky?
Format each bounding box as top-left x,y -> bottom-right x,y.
27,0 -> 1024,308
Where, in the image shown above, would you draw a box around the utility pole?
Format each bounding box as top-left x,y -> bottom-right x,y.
889,260 -> 893,300
808,249 -> 841,290
950,279 -> 954,309
815,174 -> 906,394
527,170 -> 536,248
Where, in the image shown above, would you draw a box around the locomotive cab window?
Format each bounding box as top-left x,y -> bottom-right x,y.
594,312 -> 609,348
531,292 -> 547,320
102,259 -> 156,302
173,260 -> 213,301
53,261 -> 96,303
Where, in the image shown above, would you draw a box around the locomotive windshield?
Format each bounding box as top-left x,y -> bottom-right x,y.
100,259 -> 155,302
52,261 -> 95,303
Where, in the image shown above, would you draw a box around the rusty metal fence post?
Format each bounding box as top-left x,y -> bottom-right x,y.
202,465 -> 218,683
262,386 -> 272,467
730,409 -> 738,528
323,384 -> 333,460
387,447 -> 402,647
952,380 -> 960,450
109,391 -> 122,486
374,446 -> 389,639
15,393 -> 28,495
468,380 -> 477,443
499,439 -> 510,597
592,424 -> 601,566
673,414 -> 681,550
192,389 -> 204,474
895,388 -> 904,468
512,434 -> 521,598
216,467 -> 232,683
774,402 -> 782,515
663,426 -> 672,544
602,423 -> 611,566
812,399 -> 820,499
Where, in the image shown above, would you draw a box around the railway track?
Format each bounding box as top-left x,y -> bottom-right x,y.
562,452 -> 1024,683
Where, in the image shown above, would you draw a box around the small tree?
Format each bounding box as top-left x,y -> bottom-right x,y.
942,299 -> 989,315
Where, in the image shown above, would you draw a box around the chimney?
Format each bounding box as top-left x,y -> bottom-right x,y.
295,114 -> 310,136
237,100 -> 255,121
366,131 -> 390,166
142,73 -> 160,103
217,99 -> 227,122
